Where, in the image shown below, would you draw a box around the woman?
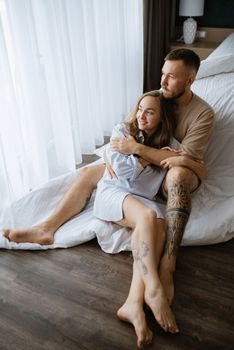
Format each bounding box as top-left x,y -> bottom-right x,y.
4,90 -> 207,348
93,90 -> 207,348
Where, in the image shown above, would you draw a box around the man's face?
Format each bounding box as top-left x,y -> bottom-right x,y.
161,59 -> 193,100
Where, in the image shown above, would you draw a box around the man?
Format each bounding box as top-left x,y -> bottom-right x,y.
4,49 -> 214,305
110,49 -> 214,304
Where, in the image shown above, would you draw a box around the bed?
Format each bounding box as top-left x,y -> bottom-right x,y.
1,33 -> 234,251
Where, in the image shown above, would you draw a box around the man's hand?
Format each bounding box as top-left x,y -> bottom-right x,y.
104,152 -> 117,179
161,146 -> 182,154
110,134 -> 137,154
161,155 -> 208,179
160,155 -> 186,169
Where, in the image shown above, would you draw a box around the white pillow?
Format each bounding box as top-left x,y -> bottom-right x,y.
94,143 -> 109,159
196,54 -> 234,80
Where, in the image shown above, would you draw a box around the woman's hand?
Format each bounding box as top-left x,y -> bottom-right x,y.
104,152 -> 117,179
110,134 -> 137,154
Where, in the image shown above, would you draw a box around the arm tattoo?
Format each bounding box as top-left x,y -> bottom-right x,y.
165,181 -> 191,258
132,241 -> 149,275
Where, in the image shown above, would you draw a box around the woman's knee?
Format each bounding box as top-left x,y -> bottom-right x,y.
78,166 -> 94,178
78,164 -> 105,188
136,207 -> 158,227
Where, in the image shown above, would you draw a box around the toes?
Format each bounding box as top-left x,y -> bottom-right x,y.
137,334 -> 145,348
3,229 -> 11,240
3,228 -> 9,236
168,323 -> 175,333
158,317 -> 168,332
137,330 -> 153,348
166,317 -> 179,334
158,312 -> 179,333
146,330 -> 153,344
170,323 -> 180,334
137,340 -> 144,348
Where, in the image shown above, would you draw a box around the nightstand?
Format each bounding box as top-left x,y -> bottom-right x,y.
169,41 -> 220,60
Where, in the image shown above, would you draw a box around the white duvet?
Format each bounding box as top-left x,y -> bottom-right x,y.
1,49 -> 234,252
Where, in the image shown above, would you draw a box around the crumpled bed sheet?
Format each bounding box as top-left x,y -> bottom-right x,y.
1,52 -> 234,252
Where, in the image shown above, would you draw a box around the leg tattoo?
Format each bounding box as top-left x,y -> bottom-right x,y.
165,181 -> 191,258
132,241 -> 150,275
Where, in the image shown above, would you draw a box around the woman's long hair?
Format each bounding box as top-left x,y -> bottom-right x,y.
124,90 -> 177,148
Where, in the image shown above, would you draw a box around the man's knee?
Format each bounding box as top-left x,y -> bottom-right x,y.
166,166 -> 190,183
164,166 -> 198,194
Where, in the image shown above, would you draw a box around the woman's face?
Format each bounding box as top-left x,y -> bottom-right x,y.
136,96 -> 161,136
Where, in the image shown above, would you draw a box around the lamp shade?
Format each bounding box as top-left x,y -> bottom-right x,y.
179,0 -> 204,17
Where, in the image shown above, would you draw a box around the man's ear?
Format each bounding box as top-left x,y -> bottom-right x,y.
188,73 -> 196,86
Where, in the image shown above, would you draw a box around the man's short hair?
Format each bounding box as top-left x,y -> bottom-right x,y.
165,49 -> 200,73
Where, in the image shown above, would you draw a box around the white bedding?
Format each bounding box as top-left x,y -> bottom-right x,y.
1,35 -> 234,252
207,33 -> 234,59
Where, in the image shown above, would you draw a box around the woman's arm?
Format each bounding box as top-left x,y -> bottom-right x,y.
106,124 -> 144,181
160,156 -> 208,180
110,134 -> 179,165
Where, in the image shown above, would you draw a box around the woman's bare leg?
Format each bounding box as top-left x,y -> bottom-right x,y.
116,196 -> 179,335
117,261 -> 153,348
3,164 -> 105,244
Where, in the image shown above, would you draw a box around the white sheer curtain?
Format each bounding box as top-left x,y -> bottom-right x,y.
0,0 -> 143,208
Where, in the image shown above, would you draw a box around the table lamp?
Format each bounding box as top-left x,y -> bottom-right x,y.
179,0 -> 204,44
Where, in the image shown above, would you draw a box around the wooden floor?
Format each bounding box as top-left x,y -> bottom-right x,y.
1,152 -> 233,349
0,237 -> 233,350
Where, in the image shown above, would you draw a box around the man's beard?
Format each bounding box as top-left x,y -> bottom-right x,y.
161,88 -> 186,101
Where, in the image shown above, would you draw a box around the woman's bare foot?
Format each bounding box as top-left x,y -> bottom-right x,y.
144,285 -> 179,334
117,302 -> 153,348
3,224 -> 55,245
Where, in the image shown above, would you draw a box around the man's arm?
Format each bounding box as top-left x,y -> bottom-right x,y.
160,156 -> 208,180
110,136 -> 208,179
110,135 -> 179,166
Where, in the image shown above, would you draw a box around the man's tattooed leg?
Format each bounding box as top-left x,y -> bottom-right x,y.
165,180 -> 191,258
158,180 -> 191,305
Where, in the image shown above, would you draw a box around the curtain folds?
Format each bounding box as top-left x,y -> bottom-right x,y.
143,0 -> 173,92
0,0 -> 143,206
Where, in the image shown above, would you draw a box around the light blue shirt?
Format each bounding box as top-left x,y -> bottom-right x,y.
99,123 -> 180,200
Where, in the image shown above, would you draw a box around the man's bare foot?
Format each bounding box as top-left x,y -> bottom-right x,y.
144,285 -> 179,334
159,256 -> 176,305
3,224 -> 55,245
117,302 -> 153,348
